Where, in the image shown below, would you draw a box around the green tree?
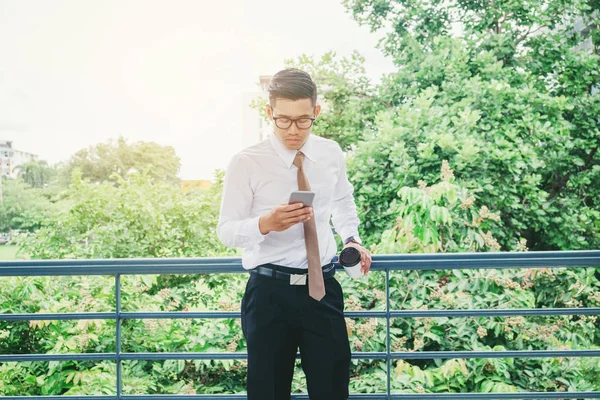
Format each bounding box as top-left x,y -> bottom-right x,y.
373,160 -> 509,254
0,179 -> 60,233
16,160 -> 57,188
63,136 -> 181,184
341,0 -> 600,250
19,169 -> 229,259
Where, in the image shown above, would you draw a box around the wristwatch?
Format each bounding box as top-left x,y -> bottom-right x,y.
344,236 -> 362,246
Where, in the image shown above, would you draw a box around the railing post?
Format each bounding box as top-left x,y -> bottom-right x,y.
115,274 -> 122,399
386,268 -> 391,399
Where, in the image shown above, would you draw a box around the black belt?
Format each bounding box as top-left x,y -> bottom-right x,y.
250,263 -> 336,283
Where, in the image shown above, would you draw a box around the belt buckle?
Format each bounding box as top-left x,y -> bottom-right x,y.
290,274 -> 307,285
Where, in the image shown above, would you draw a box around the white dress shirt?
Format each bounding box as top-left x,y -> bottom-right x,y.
217,133 -> 361,270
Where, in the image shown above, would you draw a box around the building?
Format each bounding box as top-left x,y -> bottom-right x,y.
0,140 -> 39,179
241,75 -> 273,148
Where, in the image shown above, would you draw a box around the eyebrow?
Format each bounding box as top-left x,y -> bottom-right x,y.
275,114 -> 312,118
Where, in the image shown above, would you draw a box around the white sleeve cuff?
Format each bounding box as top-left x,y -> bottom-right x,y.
340,230 -> 360,244
245,215 -> 267,244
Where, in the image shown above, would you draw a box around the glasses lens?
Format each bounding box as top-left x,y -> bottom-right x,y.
275,118 -> 291,129
296,118 -> 313,129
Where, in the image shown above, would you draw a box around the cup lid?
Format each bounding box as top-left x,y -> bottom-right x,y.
339,246 -> 361,266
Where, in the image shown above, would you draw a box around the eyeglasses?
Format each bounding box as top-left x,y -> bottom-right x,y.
272,115 -> 316,130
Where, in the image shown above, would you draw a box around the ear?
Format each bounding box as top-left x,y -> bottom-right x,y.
266,103 -> 273,120
314,104 -> 322,119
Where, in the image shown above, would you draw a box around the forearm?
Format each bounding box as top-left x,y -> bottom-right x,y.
216,216 -> 266,249
332,195 -> 360,243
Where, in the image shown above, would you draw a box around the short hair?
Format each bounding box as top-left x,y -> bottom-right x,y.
268,68 -> 318,107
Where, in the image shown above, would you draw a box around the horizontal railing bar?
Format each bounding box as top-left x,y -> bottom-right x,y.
115,393 -> 600,400
121,396 -> 386,400
0,396 -> 382,400
122,350 -> 600,361
0,353 -> 116,362
4,307 -> 599,322
121,311 -> 239,319
122,352 -> 248,360
0,312 -> 116,321
4,349 -> 599,363
2,393 -> 600,400
389,307 -> 600,318
117,307 -> 600,319
391,349 -> 600,359
118,394 -> 600,400
385,393 -> 600,399
3,250 -> 599,267
1,251 -> 599,276
375,258 -> 600,270
0,397 -> 117,400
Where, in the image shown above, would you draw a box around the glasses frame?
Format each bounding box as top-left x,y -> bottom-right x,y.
272,114 -> 316,130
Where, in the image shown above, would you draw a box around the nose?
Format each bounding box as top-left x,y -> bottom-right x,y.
288,121 -> 300,135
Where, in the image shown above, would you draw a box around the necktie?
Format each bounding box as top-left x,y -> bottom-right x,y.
293,151 -> 326,301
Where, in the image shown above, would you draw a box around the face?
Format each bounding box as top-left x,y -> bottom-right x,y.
266,98 -> 321,151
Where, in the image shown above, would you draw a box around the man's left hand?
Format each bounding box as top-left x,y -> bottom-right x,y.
343,242 -> 372,275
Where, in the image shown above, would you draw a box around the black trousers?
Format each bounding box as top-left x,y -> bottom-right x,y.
241,266 -> 351,400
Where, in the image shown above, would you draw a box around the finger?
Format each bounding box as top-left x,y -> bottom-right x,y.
282,214 -> 310,225
282,202 -> 306,211
282,207 -> 312,218
362,262 -> 371,273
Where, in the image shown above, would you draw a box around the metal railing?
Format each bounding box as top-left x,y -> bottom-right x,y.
1,250 -> 600,399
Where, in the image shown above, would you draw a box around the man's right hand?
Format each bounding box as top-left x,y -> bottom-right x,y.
259,203 -> 313,235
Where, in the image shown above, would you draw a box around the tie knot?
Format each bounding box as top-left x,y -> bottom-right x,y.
293,151 -> 305,169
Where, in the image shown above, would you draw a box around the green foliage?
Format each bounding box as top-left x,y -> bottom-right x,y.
338,0 -> 600,250
2,263 -> 599,395
16,160 -> 57,188
63,136 -> 181,185
18,169 -> 231,259
0,179 -> 61,233
373,161 -> 507,254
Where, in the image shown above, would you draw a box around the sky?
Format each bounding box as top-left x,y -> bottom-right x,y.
0,0 -> 396,179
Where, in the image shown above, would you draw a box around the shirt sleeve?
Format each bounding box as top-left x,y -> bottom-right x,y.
216,154 -> 267,249
330,145 -> 361,243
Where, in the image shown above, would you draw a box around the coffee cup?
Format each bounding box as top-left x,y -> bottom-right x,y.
338,247 -> 363,278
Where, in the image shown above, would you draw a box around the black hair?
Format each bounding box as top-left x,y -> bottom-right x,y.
268,68 -> 317,107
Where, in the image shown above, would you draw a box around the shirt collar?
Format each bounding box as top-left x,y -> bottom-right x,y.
269,134 -> 317,168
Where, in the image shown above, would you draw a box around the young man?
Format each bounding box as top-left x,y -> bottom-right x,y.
217,68 -> 372,400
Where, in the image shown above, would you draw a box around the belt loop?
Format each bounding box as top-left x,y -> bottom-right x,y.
271,265 -> 278,278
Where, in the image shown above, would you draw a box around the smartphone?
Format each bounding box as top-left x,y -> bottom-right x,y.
289,191 -> 315,207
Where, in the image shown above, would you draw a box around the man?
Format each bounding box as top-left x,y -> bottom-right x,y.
217,68 -> 372,400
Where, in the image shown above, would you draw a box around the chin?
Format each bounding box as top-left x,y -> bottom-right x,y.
284,141 -> 303,150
